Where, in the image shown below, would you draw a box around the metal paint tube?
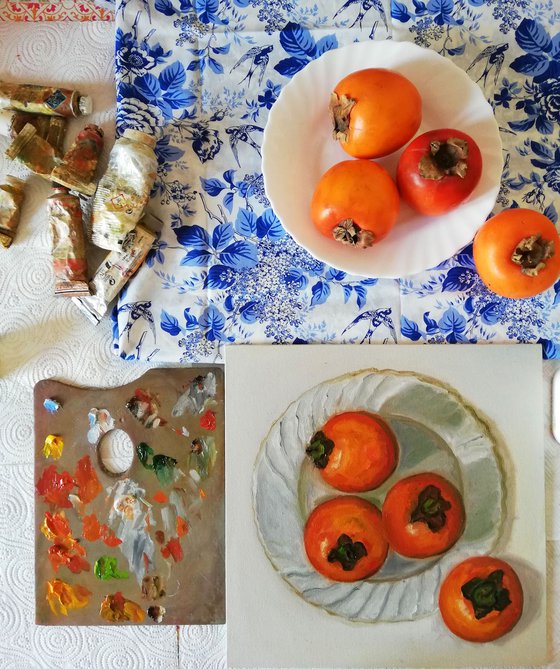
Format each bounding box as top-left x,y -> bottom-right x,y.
51,124 -> 104,196
0,176 -> 26,248
91,129 -> 157,251
47,186 -> 90,297
5,123 -> 59,179
0,81 -> 92,117
0,109 -> 67,156
73,223 -> 156,323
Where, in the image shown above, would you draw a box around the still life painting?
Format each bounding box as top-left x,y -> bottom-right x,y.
226,345 -> 546,668
34,367 -> 224,626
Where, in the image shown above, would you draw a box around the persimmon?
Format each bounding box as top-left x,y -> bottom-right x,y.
303,496 -> 388,582
396,129 -> 483,216
330,68 -> 422,158
473,208 -> 560,298
310,160 -> 400,248
382,472 -> 465,558
306,411 -> 398,492
439,556 -> 523,642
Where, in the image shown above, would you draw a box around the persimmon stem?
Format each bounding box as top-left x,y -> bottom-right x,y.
330,92 -> 355,142
410,484 -> 451,532
332,219 -> 375,248
418,138 -> 469,180
306,431 -> 334,469
511,234 -> 554,277
461,570 -> 512,619
327,534 -> 367,571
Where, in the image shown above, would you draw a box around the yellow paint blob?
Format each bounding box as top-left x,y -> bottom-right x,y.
43,434 -> 64,460
46,579 -> 92,616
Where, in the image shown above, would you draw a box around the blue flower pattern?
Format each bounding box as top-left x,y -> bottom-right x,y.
112,0 -> 560,362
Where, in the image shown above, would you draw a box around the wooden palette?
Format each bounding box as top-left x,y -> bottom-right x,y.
34,367 -> 224,625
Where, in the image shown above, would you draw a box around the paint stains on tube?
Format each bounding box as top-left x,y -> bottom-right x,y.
46,579 -> 92,616
87,408 -> 115,444
172,373 -> 217,417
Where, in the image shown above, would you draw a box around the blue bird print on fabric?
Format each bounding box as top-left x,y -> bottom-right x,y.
226,124 -> 264,166
230,45 -> 274,87
118,301 -> 156,343
466,44 -> 509,88
342,307 -> 397,344
334,0 -> 388,35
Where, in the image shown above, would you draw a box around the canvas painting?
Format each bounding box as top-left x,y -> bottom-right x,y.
34,367 -> 224,625
226,345 -> 547,668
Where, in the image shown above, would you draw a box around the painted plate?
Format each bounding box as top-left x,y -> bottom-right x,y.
261,41 -> 503,278
252,369 -> 504,622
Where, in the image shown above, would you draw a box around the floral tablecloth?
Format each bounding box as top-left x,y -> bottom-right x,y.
109,0 -> 560,363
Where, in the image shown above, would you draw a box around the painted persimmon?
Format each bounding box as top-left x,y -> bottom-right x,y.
303,496 -> 388,582
330,68 -> 422,158
306,411 -> 398,492
310,160 -> 400,248
473,208 -> 560,299
439,556 -> 524,642
381,472 -> 465,559
396,128 -> 483,216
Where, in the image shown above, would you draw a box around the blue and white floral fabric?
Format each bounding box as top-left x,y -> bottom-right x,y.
111,0 -> 560,362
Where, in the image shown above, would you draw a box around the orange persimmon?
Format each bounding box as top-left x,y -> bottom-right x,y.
304,496 -> 388,582
306,411 -> 398,492
473,208 -> 560,298
382,472 -> 465,558
330,68 -> 422,159
310,160 -> 400,248
439,556 -> 524,642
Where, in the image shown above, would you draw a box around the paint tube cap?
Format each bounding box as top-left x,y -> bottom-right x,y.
78,95 -> 93,116
4,175 -> 25,190
123,128 -> 156,149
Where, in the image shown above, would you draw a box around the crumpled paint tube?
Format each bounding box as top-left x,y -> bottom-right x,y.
0,109 -> 67,156
91,129 -> 157,251
0,80 -> 92,117
51,124 -> 104,196
47,186 -> 90,297
73,223 -> 156,323
0,176 -> 25,248
5,122 -> 59,179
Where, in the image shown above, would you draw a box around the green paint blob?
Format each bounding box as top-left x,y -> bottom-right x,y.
136,442 -> 178,487
94,556 -> 129,581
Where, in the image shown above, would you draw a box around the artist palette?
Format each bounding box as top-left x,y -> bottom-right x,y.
34,368 -> 224,626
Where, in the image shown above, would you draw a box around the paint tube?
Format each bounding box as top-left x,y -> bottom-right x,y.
5,123 -> 59,179
91,129 -> 157,251
73,222 -> 156,323
47,186 -> 90,297
0,80 -> 92,117
0,109 -> 67,156
0,176 -> 26,248
51,124 -> 104,196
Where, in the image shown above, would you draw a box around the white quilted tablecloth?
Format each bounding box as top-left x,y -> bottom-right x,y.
0,18 -> 557,669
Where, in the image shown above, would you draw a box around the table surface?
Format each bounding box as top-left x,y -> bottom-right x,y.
0,13 -> 559,669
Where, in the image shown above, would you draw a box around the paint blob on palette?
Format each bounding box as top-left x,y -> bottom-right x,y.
34,368 -> 224,626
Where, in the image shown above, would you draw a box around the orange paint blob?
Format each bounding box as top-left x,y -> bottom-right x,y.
153,490 -> 168,504
36,464 -> 74,507
74,455 -> 102,504
99,591 -> 145,623
161,537 -> 183,562
47,579 -> 92,616
176,516 -> 189,538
